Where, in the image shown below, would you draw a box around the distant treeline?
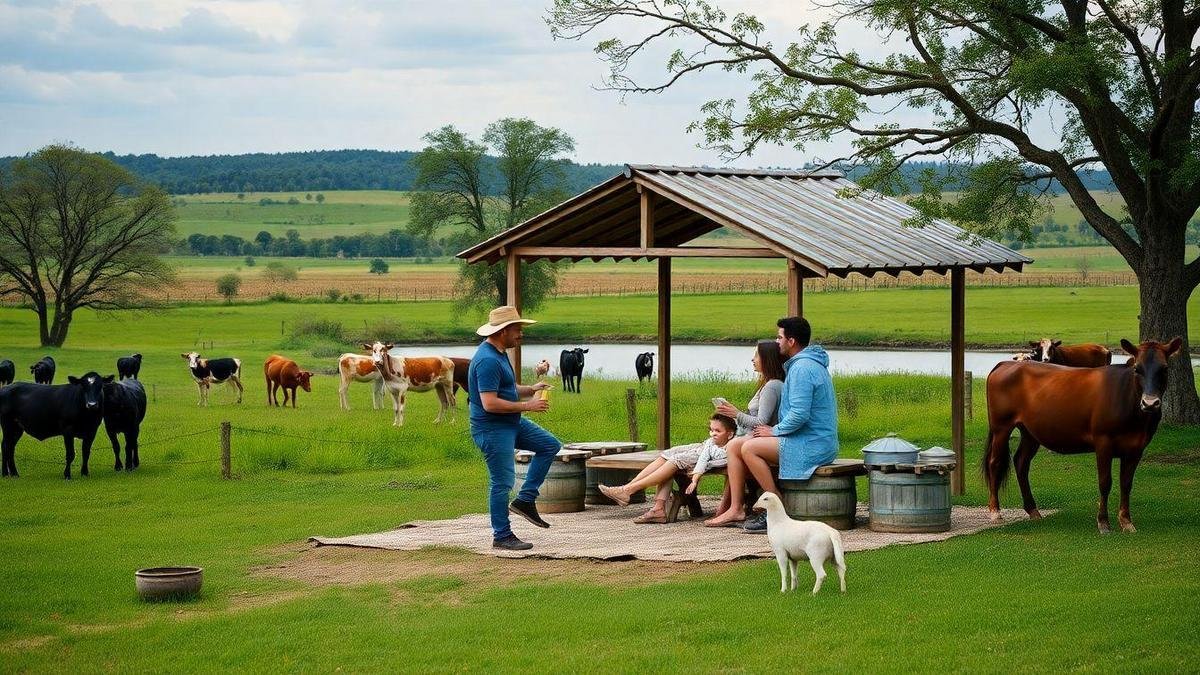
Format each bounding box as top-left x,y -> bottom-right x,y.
835,161 -> 1116,194
179,228 -> 450,258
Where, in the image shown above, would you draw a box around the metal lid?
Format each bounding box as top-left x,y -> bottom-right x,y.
918,446 -> 955,462
861,433 -> 919,454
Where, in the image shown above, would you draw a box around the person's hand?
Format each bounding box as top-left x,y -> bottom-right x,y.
752,425 -> 775,438
685,478 -> 700,495
715,402 -> 739,418
531,382 -> 552,392
525,399 -> 550,413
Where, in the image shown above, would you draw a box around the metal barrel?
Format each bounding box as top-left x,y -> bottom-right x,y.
868,470 -> 951,533
778,475 -> 858,530
515,454 -> 587,513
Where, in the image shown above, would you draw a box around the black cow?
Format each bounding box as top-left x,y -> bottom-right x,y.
117,353 -> 143,380
0,372 -> 111,479
0,359 -> 14,387
181,352 -> 243,406
103,378 -> 147,471
30,356 -> 55,385
635,352 -> 654,383
559,348 -> 589,394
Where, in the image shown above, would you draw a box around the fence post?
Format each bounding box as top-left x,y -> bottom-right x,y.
281,320 -> 285,336
625,388 -> 639,442
964,371 -> 973,421
220,421 -> 231,479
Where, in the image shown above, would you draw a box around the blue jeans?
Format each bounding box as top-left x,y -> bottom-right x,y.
471,417 -> 561,540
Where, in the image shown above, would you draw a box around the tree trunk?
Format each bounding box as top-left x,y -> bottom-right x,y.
1138,243 -> 1200,424
45,306 -> 72,348
35,301 -> 52,347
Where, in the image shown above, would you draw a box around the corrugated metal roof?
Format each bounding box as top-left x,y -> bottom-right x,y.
458,165 -> 1031,275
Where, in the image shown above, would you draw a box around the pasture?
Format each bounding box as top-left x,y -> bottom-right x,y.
172,191 -> 412,238
1,311 -> 1198,670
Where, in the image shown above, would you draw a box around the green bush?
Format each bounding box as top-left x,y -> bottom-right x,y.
268,291 -> 293,302
325,288 -> 342,302
215,273 -> 241,303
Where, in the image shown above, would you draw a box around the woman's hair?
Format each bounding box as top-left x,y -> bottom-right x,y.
756,340 -> 786,391
710,413 -> 736,432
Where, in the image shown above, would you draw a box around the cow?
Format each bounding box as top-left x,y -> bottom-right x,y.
30,356 -> 55,385
0,359 -> 14,387
117,353 -> 143,380
103,378 -> 146,472
635,352 -> 654,382
983,337 -> 1183,534
366,342 -> 456,426
337,351 -> 385,411
264,354 -> 313,408
533,359 -> 551,380
180,352 -> 243,406
1029,338 -> 1112,367
1011,352 -> 1033,362
450,357 -> 470,396
560,348 -> 589,393
0,372 -> 110,479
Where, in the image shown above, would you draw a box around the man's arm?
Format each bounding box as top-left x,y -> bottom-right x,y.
481,391 -> 547,414
772,371 -> 815,436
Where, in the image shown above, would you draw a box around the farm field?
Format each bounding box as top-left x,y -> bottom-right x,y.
0,320 -> 1197,670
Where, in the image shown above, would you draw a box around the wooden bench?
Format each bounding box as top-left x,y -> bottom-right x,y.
585,450 -> 866,522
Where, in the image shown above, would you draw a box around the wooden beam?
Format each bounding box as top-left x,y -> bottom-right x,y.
787,259 -> 804,317
657,258 -> 671,452
640,189 -> 655,248
507,253 -> 522,383
950,267 -> 965,495
511,246 -> 782,259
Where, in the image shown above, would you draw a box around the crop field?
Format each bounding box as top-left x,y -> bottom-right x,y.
172,191 -> 412,238
0,295 -> 1197,671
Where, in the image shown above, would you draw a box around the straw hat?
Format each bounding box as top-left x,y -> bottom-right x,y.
476,305 -> 537,336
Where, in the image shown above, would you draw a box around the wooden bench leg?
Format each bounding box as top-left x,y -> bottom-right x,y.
671,470 -> 704,520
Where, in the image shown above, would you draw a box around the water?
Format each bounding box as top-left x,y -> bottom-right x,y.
389,343 -> 1182,380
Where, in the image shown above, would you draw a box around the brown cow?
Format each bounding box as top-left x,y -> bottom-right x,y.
984,337 -> 1183,533
1029,338 -> 1112,367
337,352 -> 384,411
450,357 -> 469,397
264,355 -> 313,408
366,342 -> 456,426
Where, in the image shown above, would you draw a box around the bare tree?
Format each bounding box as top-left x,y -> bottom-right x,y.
0,145 -> 176,346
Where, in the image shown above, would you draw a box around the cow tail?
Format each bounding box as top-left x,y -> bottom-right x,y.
980,429 -> 1011,490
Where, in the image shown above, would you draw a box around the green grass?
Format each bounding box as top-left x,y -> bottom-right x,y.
0,326 -> 1197,671
172,191 -> 412,238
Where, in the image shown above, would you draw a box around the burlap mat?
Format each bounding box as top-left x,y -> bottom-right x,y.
310,500 -> 1049,562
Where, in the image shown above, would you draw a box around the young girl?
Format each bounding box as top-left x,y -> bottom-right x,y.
598,414 -> 736,523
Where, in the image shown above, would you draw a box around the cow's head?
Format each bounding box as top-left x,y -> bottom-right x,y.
1012,352 -> 1032,361
132,353 -> 142,361
67,372 -> 114,410
1122,337 -> 1183,412
181,352 -> 202,368
298,371 -> 313,392
364,342 -> 393,365
1029,338 -> 1059,362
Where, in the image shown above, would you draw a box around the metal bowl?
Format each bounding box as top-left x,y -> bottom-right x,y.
135,566 -> 203,601
861,433 -> 919,465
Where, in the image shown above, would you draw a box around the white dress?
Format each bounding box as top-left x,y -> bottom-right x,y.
659,437 -> 728,475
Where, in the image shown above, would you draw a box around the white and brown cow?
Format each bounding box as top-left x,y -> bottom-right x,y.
181,352 -> 243,406
366,342 -> 456,426
337,352 -> 386,411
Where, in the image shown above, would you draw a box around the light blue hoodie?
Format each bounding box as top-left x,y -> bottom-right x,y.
772,345 -> 840,480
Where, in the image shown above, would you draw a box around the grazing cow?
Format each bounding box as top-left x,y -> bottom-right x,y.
180,352 -> 243,406
103,378 -> 147,471
264,354 -> 313,408
450,357 -> 470,396
117,353 -> 143,380
984,337 -> 1183,533
337,352 -> 385,411
560,348 -> 589,393
366,342 -> 456,426
0,359 -> 14,387
0,373 -> 110,479
1011,352 -> 1033,362
533,359 -> 551,380
30,356 -> 55,385
635,352 -> 654,382
1029,338 -> 1112,367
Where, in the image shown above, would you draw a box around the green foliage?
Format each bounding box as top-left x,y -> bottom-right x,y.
369,258 -> 389,275
244,255 -> 256,267
325,288 -> 342,302
215,273 -> 241,302
315,193 -> 325,204
263,261 -> 298,282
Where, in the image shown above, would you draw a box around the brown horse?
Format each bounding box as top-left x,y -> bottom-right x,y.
984,337 -> 1183,533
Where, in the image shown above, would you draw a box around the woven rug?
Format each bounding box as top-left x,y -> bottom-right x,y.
311,500 -> 1050,562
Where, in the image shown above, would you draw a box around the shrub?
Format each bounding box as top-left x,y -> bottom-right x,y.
244,256 -> 256,267
215,273 -> 241,303
348,293 -> 365,302
369,258 -> 390,275
325,288 -> 342,302
290,317 -> 346,342
263,261 -> 298,282
268,291 -> 293,302
287,196 -> 300,205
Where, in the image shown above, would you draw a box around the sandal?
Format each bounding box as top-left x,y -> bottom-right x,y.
633,511 -> 669,524
598,484 -> 631,507
703,515 -> 746,528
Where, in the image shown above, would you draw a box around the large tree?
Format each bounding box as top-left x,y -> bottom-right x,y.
409,119 -> 576,310
550,0 -> 1200,423
0,145 -> 177,347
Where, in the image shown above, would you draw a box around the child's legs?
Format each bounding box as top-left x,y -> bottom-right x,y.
624,460 -> 680,493
624,457 -> 667,487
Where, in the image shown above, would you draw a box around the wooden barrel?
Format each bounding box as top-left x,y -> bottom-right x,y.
868,469 -> 951,533
778,475 -> 858,530
569,441 -> 648,505
514,449 -> 590,513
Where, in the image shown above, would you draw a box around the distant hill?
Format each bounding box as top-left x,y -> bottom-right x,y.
1,149 -> 1115,195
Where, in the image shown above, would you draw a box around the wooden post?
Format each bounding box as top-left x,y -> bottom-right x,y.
220,421 -> 231,480
639,188 -> 655,249
625,388 -> 639,442
787,259 -> 804,317
964,371 -> 973,421
950,268 -> 966,495
657,257 -> 671,451
506,252 -> 522,383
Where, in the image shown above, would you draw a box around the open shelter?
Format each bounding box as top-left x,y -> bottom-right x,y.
458,165 -> 1031,494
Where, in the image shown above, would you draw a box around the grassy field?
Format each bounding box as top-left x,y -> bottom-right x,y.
1,303 -> 1198,671
173,190 -> 412,238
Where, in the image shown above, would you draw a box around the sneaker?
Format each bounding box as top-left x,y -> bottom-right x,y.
509,499 -> 551,528
742,513 -> 768,534
492,534 -> 533,551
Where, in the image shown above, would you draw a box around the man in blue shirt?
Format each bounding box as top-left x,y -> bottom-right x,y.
468,306 -> 558,551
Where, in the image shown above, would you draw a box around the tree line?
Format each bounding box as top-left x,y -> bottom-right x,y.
180,228 -> 451,259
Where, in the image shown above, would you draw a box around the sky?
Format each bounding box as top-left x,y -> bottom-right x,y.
0,0 -> 977,167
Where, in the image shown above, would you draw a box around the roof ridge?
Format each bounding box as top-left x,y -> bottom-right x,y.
625,164 -> 842,179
